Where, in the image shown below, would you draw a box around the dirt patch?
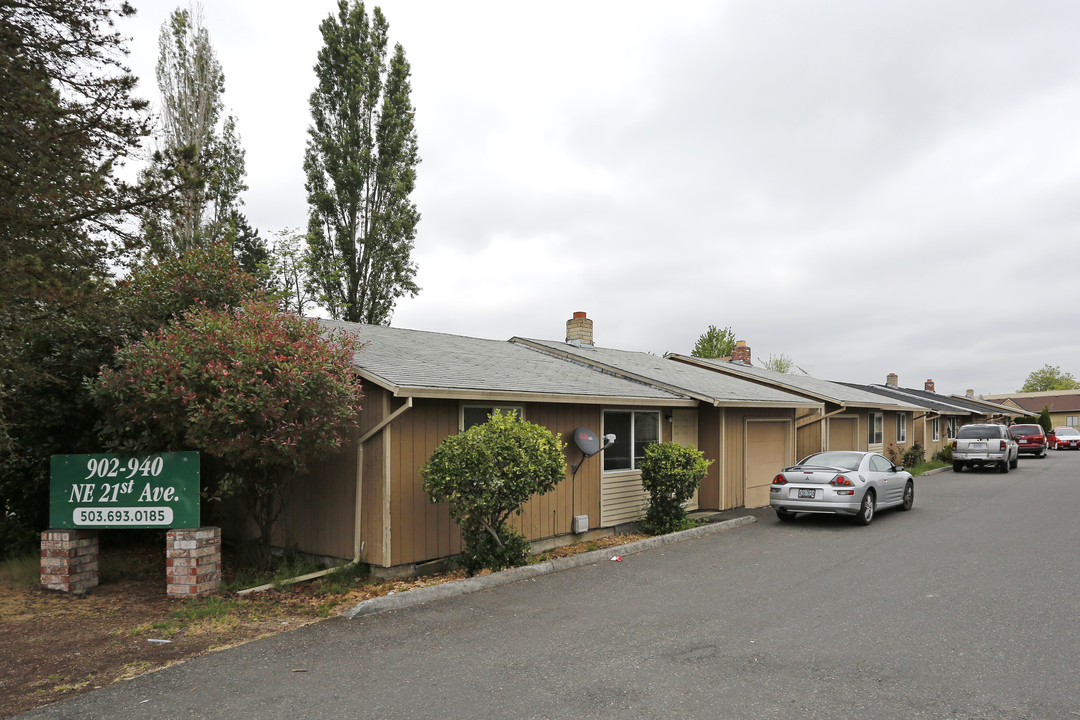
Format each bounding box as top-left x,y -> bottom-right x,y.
0,532 -> 648,718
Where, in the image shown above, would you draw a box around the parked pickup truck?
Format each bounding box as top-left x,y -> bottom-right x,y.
952,424 -> 1019,473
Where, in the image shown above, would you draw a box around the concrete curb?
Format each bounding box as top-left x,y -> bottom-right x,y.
919,466 -> 950,476
344,515 -> 757,619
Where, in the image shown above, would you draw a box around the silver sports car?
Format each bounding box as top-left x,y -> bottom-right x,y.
770,451 -> 914,525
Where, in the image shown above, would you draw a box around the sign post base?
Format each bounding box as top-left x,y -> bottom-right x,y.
166,527 -> 221,598
40,529 -> 99,594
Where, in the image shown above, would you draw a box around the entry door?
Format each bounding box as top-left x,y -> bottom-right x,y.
745,421 -> 790,508
672,409 -> 699,511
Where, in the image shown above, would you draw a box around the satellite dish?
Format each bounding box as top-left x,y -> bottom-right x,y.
572,427 -> 601,457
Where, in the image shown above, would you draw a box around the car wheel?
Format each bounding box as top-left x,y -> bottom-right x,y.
901,480 -> 914,511
854,490 -> 875,526
999,459 -> 1009,474
1010,455 -> 1018,469
952,461 -> 963,473
775,508 -> 797,522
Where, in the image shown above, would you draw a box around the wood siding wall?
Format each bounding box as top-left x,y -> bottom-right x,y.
274,384 -> 391,562
696,406 -> 722,511
796,418 -> 822,459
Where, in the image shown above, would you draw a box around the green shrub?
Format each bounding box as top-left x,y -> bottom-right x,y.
422,411 -> 567,574
902,441 -> 925,467
932,444 -> 953,463
638,442 -> 711,536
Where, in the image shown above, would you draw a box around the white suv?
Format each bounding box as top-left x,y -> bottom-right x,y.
952,424 -> 1019,473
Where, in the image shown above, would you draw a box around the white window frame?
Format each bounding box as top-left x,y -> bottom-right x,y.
460,404 -> 523,431
947,417 -> 957,438
602,410 -> 661,473
1068,415 -> 1079,427
868,412 -> 883,446
896,412 -> 907,443
932,417 -> 941,442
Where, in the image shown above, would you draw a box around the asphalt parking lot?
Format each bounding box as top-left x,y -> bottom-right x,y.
18,448 -> 1080,720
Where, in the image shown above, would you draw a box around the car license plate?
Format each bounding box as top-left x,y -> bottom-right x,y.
797,489 -> 816,499
971,442 -> 986,449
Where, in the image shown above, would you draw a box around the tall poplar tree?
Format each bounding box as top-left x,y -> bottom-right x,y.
304,0 -> 420,325
142,3 -> 259,265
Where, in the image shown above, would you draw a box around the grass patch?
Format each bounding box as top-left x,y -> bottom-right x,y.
910,460 -> 949,475
0,553 -> 40,590
117,661 -> 153,681
169,596 -> 242,622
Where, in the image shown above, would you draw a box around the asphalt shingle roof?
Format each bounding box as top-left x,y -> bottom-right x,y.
511,339 -> 818,407
319,320 -> 690,402
839,383 -> 973,415
987,394 -> 1080,414
666,355 -> 920,410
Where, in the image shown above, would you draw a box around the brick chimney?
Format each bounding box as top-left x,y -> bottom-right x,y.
731,340 -> 751,365
886,373 -> 898,387
565,311 -> 593,346
925,379 -> 935,392
966,389 -> 974,398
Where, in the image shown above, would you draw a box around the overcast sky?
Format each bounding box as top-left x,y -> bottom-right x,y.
120,0 -> 1080,397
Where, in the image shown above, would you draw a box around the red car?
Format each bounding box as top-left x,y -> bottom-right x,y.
1048,426 -> 1080,450
1009,424 -> 1048,457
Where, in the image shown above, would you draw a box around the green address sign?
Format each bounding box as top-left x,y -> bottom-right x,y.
50,452 -> 200,529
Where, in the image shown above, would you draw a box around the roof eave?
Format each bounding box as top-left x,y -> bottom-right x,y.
385,386 -> 698,407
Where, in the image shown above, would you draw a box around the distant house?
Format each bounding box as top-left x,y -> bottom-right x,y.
669,346 -> 920,462
273,314 -> 817,574
944,391 -> 1028,426
839,375 -> 978,458
981,390 -> 1080,429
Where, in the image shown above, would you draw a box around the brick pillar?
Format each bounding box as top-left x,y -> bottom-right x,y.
40,529 -> 99,594
166,527 -> 222,599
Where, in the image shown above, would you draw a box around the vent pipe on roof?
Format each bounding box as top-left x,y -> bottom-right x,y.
566,311 -> 594,347
886,372 -> 898,387
732,340 -> 751,365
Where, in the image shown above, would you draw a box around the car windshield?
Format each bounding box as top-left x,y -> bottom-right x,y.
797,452 -> 862,471
1056,427 -> 1080,437
957,426 -> 1002,439
1009,425 -> 1042,436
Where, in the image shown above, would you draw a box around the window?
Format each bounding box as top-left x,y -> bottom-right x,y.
603,410 -> 660,472
932,417 -> 941,442
868,412 -> 883,445
896,413 -> 907,443
947,418 -> 957,438
870,454 -> 893,472
461,405 -> 522,431
1068,416 -> 1079,427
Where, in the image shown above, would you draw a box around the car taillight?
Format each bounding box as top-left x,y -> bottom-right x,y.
830,475 -> 853,487
951,440 -> 957,450
999,440 -> 1007,451
772,474 -> 787,485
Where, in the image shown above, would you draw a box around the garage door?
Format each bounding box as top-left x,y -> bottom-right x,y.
829,417 -> 859,450
745,421 -> 790,508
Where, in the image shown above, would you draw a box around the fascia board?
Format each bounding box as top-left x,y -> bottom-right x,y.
387,386 -> 698,407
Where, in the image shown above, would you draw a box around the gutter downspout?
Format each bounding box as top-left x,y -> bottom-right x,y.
238,397 -> 414,595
